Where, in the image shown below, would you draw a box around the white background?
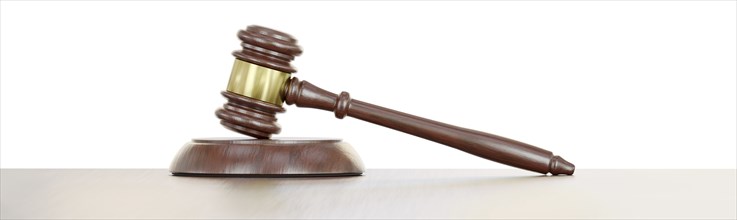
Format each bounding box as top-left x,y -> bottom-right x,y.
1,1 -> 735,169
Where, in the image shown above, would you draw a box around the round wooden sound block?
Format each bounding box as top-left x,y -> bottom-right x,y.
170,138 -> 365,177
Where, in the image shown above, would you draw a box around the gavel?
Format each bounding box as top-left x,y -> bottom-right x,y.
215,25 -> 575,175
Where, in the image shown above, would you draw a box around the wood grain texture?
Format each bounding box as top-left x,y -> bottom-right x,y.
169,137 -> 364,176
1,169 -> 735,219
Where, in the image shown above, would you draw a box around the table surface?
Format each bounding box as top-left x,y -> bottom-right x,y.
1,169 -> 735,219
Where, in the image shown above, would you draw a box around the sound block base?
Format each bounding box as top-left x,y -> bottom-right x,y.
170,138 -> 365,177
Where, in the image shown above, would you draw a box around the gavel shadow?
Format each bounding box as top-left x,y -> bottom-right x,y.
172,170 -> 563,191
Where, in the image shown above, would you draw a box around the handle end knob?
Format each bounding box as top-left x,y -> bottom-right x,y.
549,156 -> 575,175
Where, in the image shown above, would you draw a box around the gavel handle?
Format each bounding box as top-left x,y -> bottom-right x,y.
284,78 -> 574,175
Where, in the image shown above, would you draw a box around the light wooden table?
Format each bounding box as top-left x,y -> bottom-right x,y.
1,169 -> 735,219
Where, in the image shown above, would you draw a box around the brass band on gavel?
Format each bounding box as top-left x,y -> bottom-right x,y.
226,59 -> 291,106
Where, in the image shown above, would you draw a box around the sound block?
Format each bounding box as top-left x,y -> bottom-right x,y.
170,138 -> 365,177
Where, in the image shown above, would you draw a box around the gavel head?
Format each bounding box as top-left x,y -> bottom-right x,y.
215,25 -> 302,139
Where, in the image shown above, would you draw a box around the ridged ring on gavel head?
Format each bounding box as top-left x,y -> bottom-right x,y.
216,25 -> 303,139
216,91 -> 285,139
232,25 -> 302,73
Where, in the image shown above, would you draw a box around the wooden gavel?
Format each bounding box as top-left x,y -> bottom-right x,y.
215,25 -> 575,175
